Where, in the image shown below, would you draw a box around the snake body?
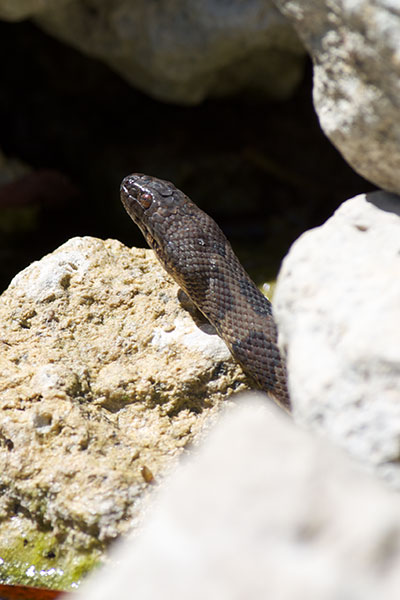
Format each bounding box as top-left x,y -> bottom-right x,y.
120,174 -> 290,410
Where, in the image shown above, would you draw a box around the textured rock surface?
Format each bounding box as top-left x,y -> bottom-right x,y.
0,0 -> 305,104
71,398 -> 400,600
275,191 -> 400,486
0,0 -> 55,20
275,0 -> 400,193
0,237 -> 252,569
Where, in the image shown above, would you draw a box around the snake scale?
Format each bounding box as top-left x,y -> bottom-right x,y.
120,173 -> 290,410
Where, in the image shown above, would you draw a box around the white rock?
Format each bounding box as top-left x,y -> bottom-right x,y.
71,397 -> 400,600
274,191 -> 400,486
8,236 -> 92,302
275,0 -> 400,193
152,317 -> 230,362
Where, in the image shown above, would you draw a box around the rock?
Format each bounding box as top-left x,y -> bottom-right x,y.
0,0 -> 54,20
1,0 -> 305,104
0,236 -> 252,587
275,0 -> 400,193
274,191 -> 400,486
70,397 -> 400,600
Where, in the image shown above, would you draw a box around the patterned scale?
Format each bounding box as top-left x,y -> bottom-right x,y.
120,173 -> 290,410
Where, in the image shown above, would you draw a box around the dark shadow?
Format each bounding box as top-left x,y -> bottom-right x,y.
365,191 -> 400,216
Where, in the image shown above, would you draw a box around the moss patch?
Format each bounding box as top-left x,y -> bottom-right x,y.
0,517 -> 102,590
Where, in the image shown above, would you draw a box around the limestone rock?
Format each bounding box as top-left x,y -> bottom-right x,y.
275,0 -> 400,193
4,0 -> 305,104
274,191 -> 400,486
71,398 -> 400,600
0,237 -> 252,574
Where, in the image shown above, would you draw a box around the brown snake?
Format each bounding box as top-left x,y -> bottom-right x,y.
120,174 -> 290,410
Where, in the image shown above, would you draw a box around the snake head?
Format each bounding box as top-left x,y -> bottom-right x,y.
120,173 -> 180,252
120,172 -> 232,292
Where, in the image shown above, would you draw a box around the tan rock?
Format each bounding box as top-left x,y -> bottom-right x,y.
0,237 -> 252,577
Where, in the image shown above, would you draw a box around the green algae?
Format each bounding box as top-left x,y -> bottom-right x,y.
0,518 -> 102,590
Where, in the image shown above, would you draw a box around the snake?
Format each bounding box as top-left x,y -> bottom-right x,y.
120,173 -> 290,411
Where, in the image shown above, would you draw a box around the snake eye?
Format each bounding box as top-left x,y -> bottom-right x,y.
139,192 -> 152,209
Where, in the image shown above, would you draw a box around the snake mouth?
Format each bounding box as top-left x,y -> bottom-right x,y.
120,175 -> 163,255
120,182 -> 136,206
124,201 -> 160,254
120,182 -> 146,223
143,229 -> 159,253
